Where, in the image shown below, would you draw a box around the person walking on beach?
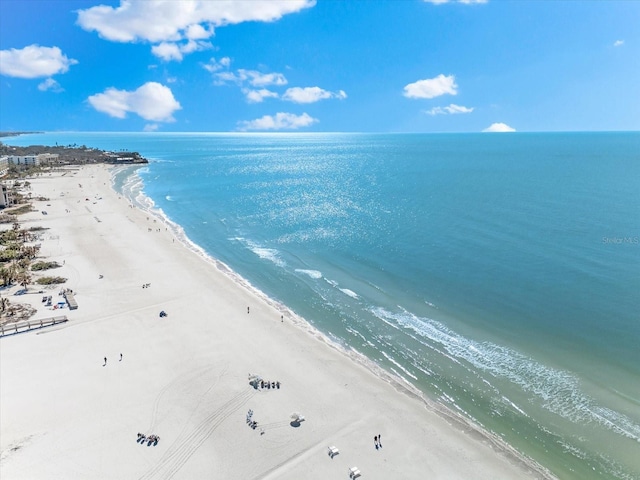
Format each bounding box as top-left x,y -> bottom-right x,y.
103,357 -> 107,366
374,435 -> 378,448
247,306 -> 250,314
119,353 -> 123,361
378,434 -> 382,447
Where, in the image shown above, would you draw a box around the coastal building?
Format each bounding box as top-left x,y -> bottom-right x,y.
8,155 -> 39,167
37,153 -> 59,164
104,152 -> 146,164
0,183 -> 10,208
0,156 -> 9,177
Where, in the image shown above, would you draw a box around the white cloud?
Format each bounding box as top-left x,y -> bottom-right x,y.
143,123 -> 159,132
87,82 -> 181,122
151,42 -> 182,62
38,78 -> 64,93
483,122 -> 515,132
203,57 -> 231,73
404,74 -> 457,99
185,23 -> 212,40
243,88 -> 279,103
76,0 -> 315,49
0,45 -> 77,79
152,39 -> 211,61
214,68 -> 287,87
614,40 -> 624,47
237,112 -> 318,131
282,86 -> 347,103
424,103 -> 473,115
213,71 -> 238,84
241,69 -> 287,87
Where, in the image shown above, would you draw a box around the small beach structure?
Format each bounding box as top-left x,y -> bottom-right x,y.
63,291 -> 78,310
349,466 -> 361,478
327,446 -> 339,458
290,412 -> 305,427
248,373 -> 262,389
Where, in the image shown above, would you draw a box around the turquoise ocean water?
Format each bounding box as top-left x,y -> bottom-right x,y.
5,132 -> 640,479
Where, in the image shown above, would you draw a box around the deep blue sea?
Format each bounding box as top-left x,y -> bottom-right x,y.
5,132 -> 640,479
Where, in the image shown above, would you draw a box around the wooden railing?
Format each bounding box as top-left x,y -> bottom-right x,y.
0,315 -> 68,337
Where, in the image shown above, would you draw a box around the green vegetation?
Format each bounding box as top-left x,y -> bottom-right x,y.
31,261 -> 61,271
4,204 -> 32,216
0,199 -> 65,323
35,276 -> 67,285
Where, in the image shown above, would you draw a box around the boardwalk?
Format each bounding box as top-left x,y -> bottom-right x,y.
0,315 -> 68,337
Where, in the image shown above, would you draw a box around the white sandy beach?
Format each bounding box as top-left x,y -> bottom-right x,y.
0,164 -> 554,480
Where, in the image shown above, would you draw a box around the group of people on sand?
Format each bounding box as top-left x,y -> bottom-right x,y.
259,380 -> 280,390
142,283 -> 151,288
246,409 -> 258,430
137,433 -> 160,446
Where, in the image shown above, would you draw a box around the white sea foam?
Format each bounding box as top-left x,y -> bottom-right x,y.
381,351 -> 418,380
295,269 -> 322,279
251,247 -> 285,267
370,306 -> 640,442
340,288 -> 359,299
232,237 -> 286,268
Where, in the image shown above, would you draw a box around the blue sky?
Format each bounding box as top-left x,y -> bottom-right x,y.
1,0 -> 638,133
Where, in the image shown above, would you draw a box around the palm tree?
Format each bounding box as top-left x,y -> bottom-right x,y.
0,296 -> 9,314
15,269 -> 31,291
0,266 -> 10,287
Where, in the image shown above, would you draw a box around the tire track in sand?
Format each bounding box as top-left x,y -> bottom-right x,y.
139,388 -> 255,480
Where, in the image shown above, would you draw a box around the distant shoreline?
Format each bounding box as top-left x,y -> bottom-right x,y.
0,138 -> 148,165
0,131 -> 43,138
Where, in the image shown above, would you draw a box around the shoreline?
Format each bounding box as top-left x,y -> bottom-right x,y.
118,165 -> 558,479
1,164 -> 555,479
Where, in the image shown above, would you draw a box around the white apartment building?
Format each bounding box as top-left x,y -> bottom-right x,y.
8,155 -> 39,167
0,156 -> 9,177
0,183 -> 10,208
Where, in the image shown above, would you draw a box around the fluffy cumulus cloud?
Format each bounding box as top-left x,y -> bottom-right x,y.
87,82 -> 181,122
613,40 -> 624,47
282,86 -> 347,103
77,0 -> 314,60
152,40 -> 211,61
203,56 -> 231,73
243,88 -> 279,103
237,112 -> 318,131
230,69 -> 288,87
206,57 -> 346,106
38,78 -> 64,93
0,45 -> 77,79
213,68 -> 288,87
483,122 -> 516,132
425,104 -> 473,115
404,74 -> 457,99
212,66 -> 289,96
